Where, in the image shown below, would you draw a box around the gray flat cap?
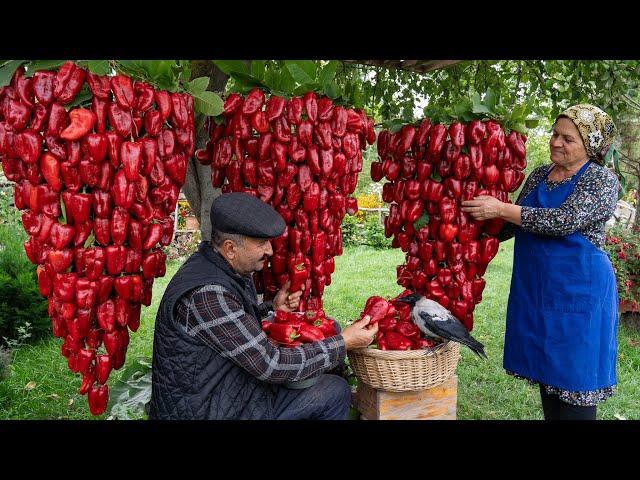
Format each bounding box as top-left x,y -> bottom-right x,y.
210,192 -> 286,239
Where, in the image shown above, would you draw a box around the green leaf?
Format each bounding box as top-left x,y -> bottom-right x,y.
472,103 -> 492,115
0,60 -> 26,87
87,60 -> 111,76
293,83 -> 320,96
213,60 -> 249,76
413,213 -> 431,231
286,62 -> 315,86
484,88 -> 497,111
60,198 -> 67,225
187,76 -> 210,94
66,86 -> 93,108
262,69 -> 279,91
229,71 -> 269,90
279,69 -> 297,96
524,118 -> 540,128
454,99 -> 472,117
24,60 -> 66,76
460,111 -> 475,122
251,60 -> 266,80
292,60 -> 317,81
107,357 -> 152,420
324,81 -> 341,100
83,232 -> 95,249
510,122 -> 528,134
383,118 -> 405,133
192,90 -> 224,116
318,60 -> 339,86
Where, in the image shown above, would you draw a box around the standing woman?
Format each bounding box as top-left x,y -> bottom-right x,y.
462,104 -> 621,420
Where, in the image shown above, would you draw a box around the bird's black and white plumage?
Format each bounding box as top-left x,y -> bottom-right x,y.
396,292 -> 487,359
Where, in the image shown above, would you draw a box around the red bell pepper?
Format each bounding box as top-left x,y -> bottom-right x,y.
298,323 -> 325,342
88,384 -> 109,416
448,121 -> 465,147
480,237 -> 499,265
33,70 -> 56,105
268,323 -> 300,345
111,74 -> 136,109
386,331 -> 413,350
427,124 -> 447,158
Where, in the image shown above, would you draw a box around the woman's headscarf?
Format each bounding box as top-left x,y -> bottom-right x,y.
557,104 -> 617,165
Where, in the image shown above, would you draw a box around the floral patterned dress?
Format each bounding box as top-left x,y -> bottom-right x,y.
499,161 -> 620,406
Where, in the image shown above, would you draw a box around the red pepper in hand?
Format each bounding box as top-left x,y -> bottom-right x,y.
361,296 -> 390,325
269,323 -> 300,345
289,258 -> 308,293
312,317 -> 336,337
298,323 -> 325,342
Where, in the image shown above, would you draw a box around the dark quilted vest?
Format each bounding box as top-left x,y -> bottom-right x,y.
148,241 -> 276,420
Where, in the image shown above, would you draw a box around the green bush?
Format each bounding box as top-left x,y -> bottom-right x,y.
341,213 -> 392,249
362,215 -> 392,249
341,214 -> 365,247
0,223 -> 51,346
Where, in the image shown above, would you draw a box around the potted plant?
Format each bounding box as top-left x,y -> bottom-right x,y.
604,225 -> 640,329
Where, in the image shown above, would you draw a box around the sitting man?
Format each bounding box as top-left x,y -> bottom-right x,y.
149,192 -> 377,420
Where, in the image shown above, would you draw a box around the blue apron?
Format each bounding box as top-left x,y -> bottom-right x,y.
503,161 -> 618,391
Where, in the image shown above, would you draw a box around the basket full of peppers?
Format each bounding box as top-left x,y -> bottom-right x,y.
0,61 -> 194,415
346,290 -> 460,392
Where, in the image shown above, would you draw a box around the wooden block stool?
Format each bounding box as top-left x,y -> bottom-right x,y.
352,375 -> 457,420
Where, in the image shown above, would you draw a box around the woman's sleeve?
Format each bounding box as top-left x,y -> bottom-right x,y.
520,168 -> 620,237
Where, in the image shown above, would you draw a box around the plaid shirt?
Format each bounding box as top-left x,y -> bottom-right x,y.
175,284 -> 346,384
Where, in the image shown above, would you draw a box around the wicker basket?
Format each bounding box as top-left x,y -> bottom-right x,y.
348,341 -> 460,392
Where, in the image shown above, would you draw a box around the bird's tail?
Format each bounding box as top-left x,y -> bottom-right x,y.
457,335 -> 488,360
393,291 -> 421,307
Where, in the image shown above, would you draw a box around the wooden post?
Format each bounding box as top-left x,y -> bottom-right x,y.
352,375 -> 458,420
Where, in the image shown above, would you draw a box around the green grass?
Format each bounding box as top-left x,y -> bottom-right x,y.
0,260 -> 182,420
2,244 -> 639,420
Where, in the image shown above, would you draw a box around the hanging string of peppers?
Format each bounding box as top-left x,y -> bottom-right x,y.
0,61 -> 194,415
196,89 -> 376,322
372,118 -> 528,332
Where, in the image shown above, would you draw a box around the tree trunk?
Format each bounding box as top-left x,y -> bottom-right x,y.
182,61 -> 230,241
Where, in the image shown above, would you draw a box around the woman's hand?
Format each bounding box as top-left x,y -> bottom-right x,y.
461,195 -> 505,221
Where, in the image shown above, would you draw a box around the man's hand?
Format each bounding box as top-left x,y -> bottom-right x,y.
341,315 -> 378,350
273,281 -> 304,312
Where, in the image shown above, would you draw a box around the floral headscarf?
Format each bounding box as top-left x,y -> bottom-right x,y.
557,104 -> 617,165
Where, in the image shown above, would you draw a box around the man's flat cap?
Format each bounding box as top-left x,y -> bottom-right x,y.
210,192 -> 286,238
